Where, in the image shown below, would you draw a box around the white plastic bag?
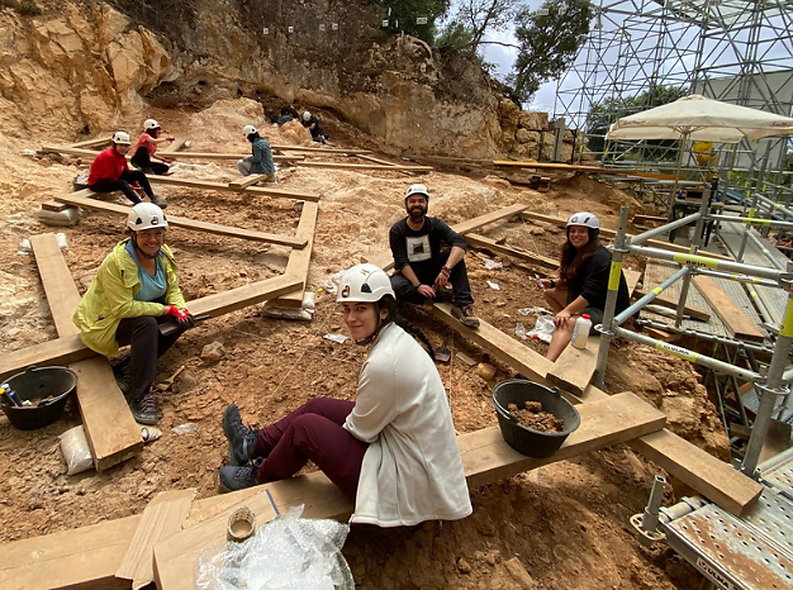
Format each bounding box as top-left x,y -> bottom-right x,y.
196,505 -> 351,590
527,315 -> 556,344
60,425 -> 94,475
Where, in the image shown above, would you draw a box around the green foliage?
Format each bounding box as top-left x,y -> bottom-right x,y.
510,0 -> 593,102
586,85 -> 688,156
368,0 -> 451,45
439,0 -> 522,51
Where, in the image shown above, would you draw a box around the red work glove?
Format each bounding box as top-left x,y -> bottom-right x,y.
160,157 -> 171,164
167,136 -> 175,141
166,306 -> 196,329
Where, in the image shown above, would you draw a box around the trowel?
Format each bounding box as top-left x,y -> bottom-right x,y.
436,337 -> 451,363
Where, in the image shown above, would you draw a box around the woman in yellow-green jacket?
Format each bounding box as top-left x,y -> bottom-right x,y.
73,203 -> 195,425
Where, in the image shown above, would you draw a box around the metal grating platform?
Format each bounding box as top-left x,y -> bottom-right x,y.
665,496 -> 793,589
762,454 -> 793,502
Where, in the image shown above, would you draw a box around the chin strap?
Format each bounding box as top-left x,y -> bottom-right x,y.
354,304 -> 387,346
133,236 -> 160,260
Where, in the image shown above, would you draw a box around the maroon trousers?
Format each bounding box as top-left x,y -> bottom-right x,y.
254,397 -> 368,500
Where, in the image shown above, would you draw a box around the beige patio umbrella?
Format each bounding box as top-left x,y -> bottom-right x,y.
606,94 -> 793,204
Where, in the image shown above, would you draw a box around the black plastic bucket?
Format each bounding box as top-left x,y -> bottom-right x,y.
492,379 -> 581,458
1,366 -> 78,430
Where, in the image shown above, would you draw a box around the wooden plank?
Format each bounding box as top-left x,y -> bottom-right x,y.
0,334 -> 94,382
71,356 -> 145,470
546,335 -> 600,398
273,201 -> 319,308
153,491 -> 279,590
159,138 -> 187,154
624,268 -> 642,295
363,204 -> 531,271
272,144 -> 368,154
633,288 -> 711,321
299,161 -> 432,172
0,514 -> 142,590
463,392 -> 665,487
54,192 -> 308,249
465,233 -> 558,270
692,275 -> 764,341
148,175 -> 320,202
430,302 -> 557,389
30,234 -> 143,471
630,429 -> 763,516
453,203 -> 528,235
493,159 -> 679,180
228,174 -> 268,190
355,154 -> 400,166
519,211 -> 735,261
115,489 -> 196,588
184,274 -> 303,318
41,200 -> 71,212
29,235 -> 82,336
67,137 -> 111,149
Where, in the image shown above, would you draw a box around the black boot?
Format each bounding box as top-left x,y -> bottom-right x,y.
223,404 -> 260,466
131,388 -> 159,425
219,458 -> 261,493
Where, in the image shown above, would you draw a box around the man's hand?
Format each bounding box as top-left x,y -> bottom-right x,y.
416,284 -> 436,299
434,272 -> 449,290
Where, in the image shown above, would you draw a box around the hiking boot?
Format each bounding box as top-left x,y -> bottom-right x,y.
223,404 -> 260,466
131,389 -> 159,425
219,458 -> 261,493
150,194 -> 168,209
451,304 -> 480,329
112,362 -> 131,396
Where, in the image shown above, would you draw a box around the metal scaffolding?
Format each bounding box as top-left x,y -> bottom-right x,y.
554,0 -> 793,209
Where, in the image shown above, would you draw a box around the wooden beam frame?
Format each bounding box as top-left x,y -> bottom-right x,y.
148,175 -> 321,202
272,201 -> 320,308
54,192 -> 308,249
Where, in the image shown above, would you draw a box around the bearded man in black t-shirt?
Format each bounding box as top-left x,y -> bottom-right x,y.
388,184 -> 480,328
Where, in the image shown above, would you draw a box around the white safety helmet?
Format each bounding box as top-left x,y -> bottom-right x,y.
127,202 -> 168,232
566,211 -> 600,231
112,131 -> 131,145
242,124 -> 258,136
302,111 -> 312,122
405,183 -> 430,201
143,119 -> 160,131
337,263 -> 395,303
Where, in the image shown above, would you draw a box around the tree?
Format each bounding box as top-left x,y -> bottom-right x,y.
510,0 -> 594,102
439,0 -> 523,51
369,0 -> 451,45
586,85 -> 688,156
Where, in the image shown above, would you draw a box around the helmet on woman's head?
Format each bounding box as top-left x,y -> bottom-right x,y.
566,212 -> 600,231
112,131 -> 131,145
337,263 -> 395,303
144,119 -> 160,131
405,183 -> 429,201
242,125 -> 257,137
302,111 -> 312,121
127,202 -> 168,232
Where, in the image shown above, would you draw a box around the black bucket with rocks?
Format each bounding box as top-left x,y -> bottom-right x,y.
492,379 -> 580,458
1,366 -> 78,430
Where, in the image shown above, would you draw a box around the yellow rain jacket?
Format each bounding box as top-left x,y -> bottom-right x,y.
73,239 -> 186,357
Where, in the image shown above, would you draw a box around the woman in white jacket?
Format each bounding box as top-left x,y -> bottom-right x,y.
219,263 -> 472,527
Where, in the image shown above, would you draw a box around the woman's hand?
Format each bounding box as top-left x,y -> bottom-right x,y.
553,309 -> 573,328
166,305 -> 196,329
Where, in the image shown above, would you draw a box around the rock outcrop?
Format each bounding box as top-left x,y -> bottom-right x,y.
0,0 -> 580,159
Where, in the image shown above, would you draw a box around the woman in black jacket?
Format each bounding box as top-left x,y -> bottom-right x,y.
539,212 -> 629,361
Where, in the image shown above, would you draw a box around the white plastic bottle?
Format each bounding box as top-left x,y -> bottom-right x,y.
571,314 -> 592,349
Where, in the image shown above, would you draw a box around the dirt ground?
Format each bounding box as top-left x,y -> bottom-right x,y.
0,98 -> 731,588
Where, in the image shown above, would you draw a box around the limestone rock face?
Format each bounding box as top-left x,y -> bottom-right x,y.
1,1 -> 577,159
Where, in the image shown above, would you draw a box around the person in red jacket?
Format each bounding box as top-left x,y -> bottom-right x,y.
88,131 -> 167,209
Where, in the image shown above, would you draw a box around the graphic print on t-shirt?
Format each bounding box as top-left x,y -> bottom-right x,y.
406,235 -> 432,263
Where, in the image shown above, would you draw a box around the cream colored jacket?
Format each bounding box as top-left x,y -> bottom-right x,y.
345,322 -> 472,527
